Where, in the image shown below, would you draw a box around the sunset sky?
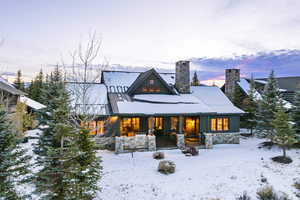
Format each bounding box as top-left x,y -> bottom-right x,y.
1,0 -> 300,84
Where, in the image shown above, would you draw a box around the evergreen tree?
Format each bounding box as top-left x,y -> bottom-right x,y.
27,69 -> 45,103
242,76 -> 258,134
191,71 -> 200,86
0,107 -> 31,199
35,66 -> 102,199
292,92 -> 300,141
14,70 -> 25,92
232,84 -> 243,109
272,104 -> 296,158
256,70 -> 281,140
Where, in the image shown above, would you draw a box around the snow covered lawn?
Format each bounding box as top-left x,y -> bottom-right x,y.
98,138 -> 300,200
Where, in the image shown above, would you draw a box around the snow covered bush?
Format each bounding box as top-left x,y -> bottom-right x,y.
257,185 -> 290,200
181,146 -> 199,156
236,192 -> 251,200
153,152 -> 165,160
158,160 -> 175,174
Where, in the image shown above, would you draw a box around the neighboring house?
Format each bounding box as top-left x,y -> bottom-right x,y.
69,61 -> 244,153
222,69 -> 299,107
0,76 -> 46,112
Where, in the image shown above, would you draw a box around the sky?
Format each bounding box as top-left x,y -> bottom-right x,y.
1,0 -> 300,84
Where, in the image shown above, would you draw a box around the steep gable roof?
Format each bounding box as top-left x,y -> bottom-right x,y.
0,76 -> 25,95
126,68 -> 176,96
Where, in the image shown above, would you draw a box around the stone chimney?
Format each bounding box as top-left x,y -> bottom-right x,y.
175,60 -> 190,94
225,68 -> 240,99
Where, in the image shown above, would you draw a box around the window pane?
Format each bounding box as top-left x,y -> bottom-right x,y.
88,121 -> 97,135
133,117 -> 140,132
211,118 -> 216,131
155,117 -> 163,130
223,118 -> 229,131
217,118 -> 223,131
185,117 -> 195,133
170,117 -> 178,130
97,121 -> 105,135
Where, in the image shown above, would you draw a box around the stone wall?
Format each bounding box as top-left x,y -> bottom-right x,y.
115,135 -> 156,153
204,133 -> 213,149
211,132 -> 240,144
176,134 -> 185,149
94,137 -> 115,150
175,61 -> 190,94
225,69 -> 240,99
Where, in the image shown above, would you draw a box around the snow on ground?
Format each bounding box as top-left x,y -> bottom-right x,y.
98,138 -> 300,200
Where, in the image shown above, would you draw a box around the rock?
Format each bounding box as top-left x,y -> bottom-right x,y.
230,175 -> 237,180
158,160 -> 176,174
182,147 -> 199,156
185,153 -> 192,157
153,152 -> 165,160
261,177 -> 267,183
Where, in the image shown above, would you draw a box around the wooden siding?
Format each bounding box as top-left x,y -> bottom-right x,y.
133,74 -> 174,95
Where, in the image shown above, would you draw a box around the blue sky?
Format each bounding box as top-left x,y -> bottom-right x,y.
1,0 -> 300,83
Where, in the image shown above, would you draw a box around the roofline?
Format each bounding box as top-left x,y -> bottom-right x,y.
101,70 -> 175,75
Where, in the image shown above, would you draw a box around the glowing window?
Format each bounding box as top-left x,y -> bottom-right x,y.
88,121 -> 97,135
217,118 -> 223,131
211,118 -> 216,131
170,117 -> 178,130
120,117 -> 140,136
155,117 -> 163,130
97,120 -> 105,135
149,79 -> 154,84
223,118 -> 229,131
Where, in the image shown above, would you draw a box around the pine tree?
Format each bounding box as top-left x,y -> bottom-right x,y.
292,92 -> 300,141
242,76 -> 258,134
14,70 -> 25,92
191,71 -> 200,86
27,69 -> 45,103
0,107 -> 31,199
232,84 -> 243,109
256,70 -> 281,140
272,104 -> 296,158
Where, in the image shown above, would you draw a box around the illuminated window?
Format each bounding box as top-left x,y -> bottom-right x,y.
120,117 -> 140,136
184,117 -> 200,133
170,117 -> 178,130
223,118 -> 229,131
211,118 -> 216,131
217,118 -> 223,131
210,117 -> 230,131
155,117 -> 163,130
149,79 -> 154,84
88,121 -> 97,135
97,120 -> 105,135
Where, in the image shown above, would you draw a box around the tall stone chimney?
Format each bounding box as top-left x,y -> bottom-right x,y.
175,60 -> 190,94
225,68 -> 240,99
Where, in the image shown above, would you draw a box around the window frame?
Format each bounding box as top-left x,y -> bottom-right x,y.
210,117 -> 230,132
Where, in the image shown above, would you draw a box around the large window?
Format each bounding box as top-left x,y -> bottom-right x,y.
210,117 -> 230,131
83,120 -> 106,135
184,117 -> 200,134
170,117 -> 178,131
120,117 -> 140,136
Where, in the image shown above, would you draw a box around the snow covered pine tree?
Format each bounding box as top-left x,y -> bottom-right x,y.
292,92 -> 300,141
0,107 -> 31,199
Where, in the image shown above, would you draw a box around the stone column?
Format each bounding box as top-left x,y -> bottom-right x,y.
147,135 -> 156,151
148,117 -> 155,135
179,116 -> 184,134
177,134 -> 185,149
115,136 -> 124,153
204,133 -> 213,149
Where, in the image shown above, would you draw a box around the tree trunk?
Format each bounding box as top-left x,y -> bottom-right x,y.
283,147 -> 286,158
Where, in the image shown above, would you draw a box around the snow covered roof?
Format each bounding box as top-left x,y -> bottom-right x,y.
102,71 -> 175,93
66,82 -> 108,115
114,86 -> 244,115
19,96 -> 46,110
0,76 -> 25,95
191,86 -> 244,114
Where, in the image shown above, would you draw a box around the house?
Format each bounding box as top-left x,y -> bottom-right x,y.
69,61 -> 244,153
0,76 -> 46,112
222,69 -> 299,107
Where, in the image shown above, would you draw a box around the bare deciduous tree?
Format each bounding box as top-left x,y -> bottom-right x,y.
62,32 -> 108,130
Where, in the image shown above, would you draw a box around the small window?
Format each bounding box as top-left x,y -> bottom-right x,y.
120,117 -> 140,136
149,79 -> 154,85
170,117 -> 178,130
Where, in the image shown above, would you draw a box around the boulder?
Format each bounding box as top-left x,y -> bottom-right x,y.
158,160 -> 175,174
153,152 -> 165,160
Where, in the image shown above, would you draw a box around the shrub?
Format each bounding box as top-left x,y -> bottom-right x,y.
153,152 -> 165,160
158,160 -> 175,174
236,192 -> 251,200
181,147 -> 199,156
257,186 -> 277,200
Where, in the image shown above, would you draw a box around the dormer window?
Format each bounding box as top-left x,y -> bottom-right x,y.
149,79 -> 154,85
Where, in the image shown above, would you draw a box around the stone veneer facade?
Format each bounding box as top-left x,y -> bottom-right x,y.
95,132 -> 240,153
225,69 -> 240,99
175,60 -> 190,94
